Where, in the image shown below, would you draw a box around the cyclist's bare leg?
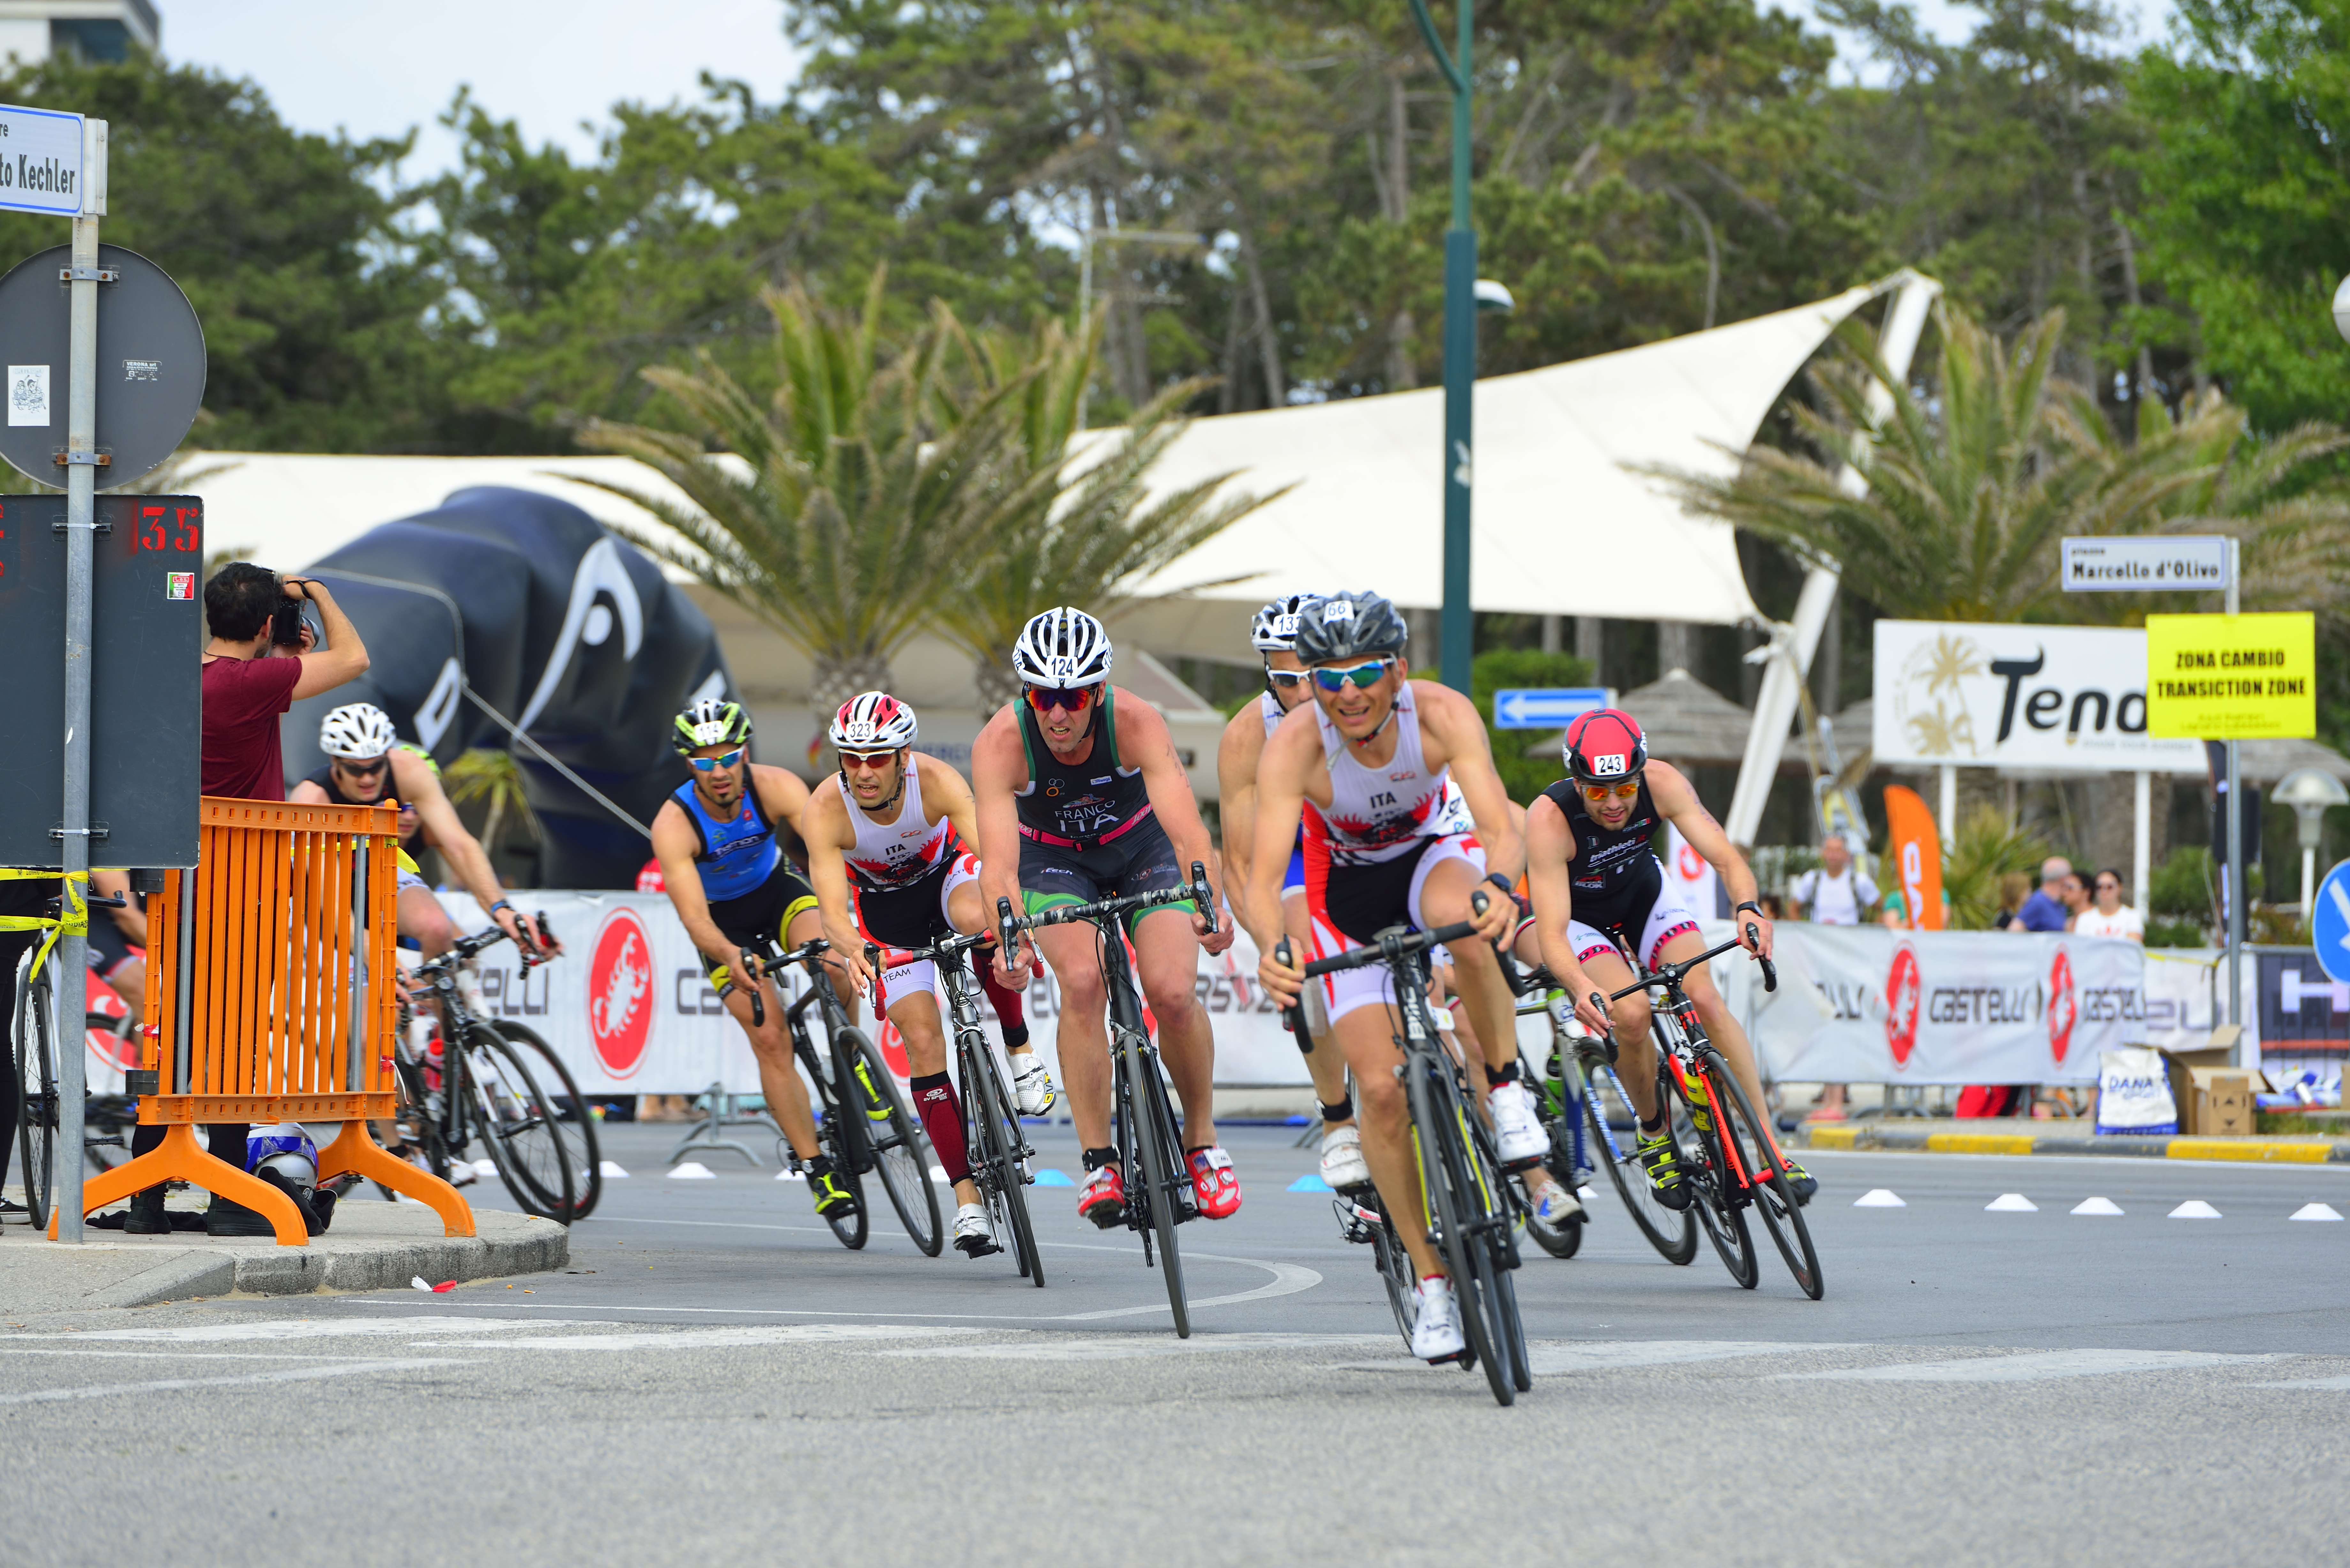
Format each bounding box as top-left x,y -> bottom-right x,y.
945,879 -> 1043,1077
1441,963 -> 1572,1210
398,883 -> 455,961
1033,920 -> 1112,1147
888,989 -> 982,1209
722,972 -> 822,1161
1333,1002 -> 1446,1281
1652,928 -> 1771,1136
1285,889 -> 1353,1122
108,954 -> 148,1020
1419,856 -> 1515,1081
1134,906 -> 1215,1150
1579,949 -> 1658,1123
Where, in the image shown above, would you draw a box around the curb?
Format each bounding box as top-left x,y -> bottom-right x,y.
223,1219 -> 570,1300
1800,1125 -> 2350,1163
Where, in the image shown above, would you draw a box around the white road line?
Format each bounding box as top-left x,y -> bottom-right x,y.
0,1349 -> 408,1361
0,1358 -> 472,1406
0,1318 -> 582,1343
1055,1255 -> 1323,1320
1339,1339 -> 1857,1376
878,1332 -> 1388,1362
1782,1349 -> 2279,1383
2255,1376 -> 2350,1390
436,1325 -> 983,1351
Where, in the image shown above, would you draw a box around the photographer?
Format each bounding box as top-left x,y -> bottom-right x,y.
121,566 -> 371,1236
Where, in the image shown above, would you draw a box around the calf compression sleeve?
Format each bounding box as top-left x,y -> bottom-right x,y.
978,965 -> 1029,1050
910,1072 -> 970,1186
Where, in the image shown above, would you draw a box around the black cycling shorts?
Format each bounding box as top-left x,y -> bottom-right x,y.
1018,814 -> 1192,931
700,860 -> 819,991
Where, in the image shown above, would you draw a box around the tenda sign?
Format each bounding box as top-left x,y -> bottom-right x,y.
1872,621 -> 2206,774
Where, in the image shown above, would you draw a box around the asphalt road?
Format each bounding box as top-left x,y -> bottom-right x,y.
4,1122 -> 2347,1567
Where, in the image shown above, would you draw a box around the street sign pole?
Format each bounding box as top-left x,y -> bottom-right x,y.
53,118 -> 106,1242
2225,538 -> 2243,1052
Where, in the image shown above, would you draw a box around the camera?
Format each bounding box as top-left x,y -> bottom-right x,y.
270,578 -> 308,647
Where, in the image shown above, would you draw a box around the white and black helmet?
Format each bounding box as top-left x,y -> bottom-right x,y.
830,691 -> 918,751
319,702 -> 398,761
1250,592 -> 1322,653
1292,591 -> 1408,666
1012,607 -> 1113,689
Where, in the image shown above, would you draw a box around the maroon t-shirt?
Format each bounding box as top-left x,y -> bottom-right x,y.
200,655 -> 301,800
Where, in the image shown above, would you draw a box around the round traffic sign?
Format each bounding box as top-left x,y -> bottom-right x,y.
2312,859 -> 2350,987
0,243 -> 205,489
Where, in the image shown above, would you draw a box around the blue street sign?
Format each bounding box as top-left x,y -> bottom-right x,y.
1492,687 -> 1612,729
2313,859 -> 2350,986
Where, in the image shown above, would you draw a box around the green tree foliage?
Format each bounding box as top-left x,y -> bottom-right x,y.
1470,647 -> 1595,803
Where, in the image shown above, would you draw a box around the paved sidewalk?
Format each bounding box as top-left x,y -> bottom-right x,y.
0,1195 -> 565,1315
1798,1118 -> 2350,1163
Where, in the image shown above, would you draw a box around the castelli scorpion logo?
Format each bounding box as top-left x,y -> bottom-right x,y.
2048,946 -> 2078,1064
1884,942 -> 1922,1068
588,908 -> 655,1077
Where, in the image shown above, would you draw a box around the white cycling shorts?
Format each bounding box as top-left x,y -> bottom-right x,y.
1306,833 -> 1487,1025
869,854 -> 982,1007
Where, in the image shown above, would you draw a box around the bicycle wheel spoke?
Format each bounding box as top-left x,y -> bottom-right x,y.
1708,1055 -> 1824,1300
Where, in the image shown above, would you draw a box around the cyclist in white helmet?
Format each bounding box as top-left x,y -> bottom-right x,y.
806,691 -> 1058,1258
291,702 -> 545,961
1217,593 -> 1373,1188
974,607 -> 1244,1228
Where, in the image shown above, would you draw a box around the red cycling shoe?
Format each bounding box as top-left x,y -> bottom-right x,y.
1077,1164 -> 1126,1229
1187,1146 -> 1242,1219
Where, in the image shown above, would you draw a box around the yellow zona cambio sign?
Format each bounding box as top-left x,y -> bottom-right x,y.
2143,612 -> 2316,740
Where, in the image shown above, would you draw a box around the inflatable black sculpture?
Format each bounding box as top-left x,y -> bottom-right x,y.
284,486 -> 731,889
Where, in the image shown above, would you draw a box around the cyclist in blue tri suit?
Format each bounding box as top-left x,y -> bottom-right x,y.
649,697 -> 856,1220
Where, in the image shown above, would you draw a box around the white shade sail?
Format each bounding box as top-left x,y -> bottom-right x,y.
1123,278 -> 1896,625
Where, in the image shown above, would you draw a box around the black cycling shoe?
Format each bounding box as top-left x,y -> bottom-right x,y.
1636,1132 -> 1692,1212
1772,1159 -> 1818,1207
256,1168 -> 326,1237
808,1169 -> 859,1219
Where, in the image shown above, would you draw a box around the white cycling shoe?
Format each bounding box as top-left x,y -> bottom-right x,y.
1530,1177 -> 1583,1226
1010,1051 -> 1058,1117
952,1202 -> 1001,1257
1488,1082 -> 1549,1169
1320,1123 -> 1371,1189
1411,1276 -> 1467,1363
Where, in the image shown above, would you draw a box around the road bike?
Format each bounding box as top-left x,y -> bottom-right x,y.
11,887 -> 140,1227
1281,891 -> 1532,1406
998,863 -> 1217,1337
1513,971 -> 1697,1266
742,934 -> 940,1256
887,926 -> 1043,1285
1590,932 -> 1822,1300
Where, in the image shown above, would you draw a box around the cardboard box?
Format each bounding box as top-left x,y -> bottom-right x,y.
2197,1072 -> 2257,1137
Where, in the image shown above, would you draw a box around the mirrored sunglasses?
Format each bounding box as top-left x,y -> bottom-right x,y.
1580,781 -> 1641,802
1024,685 -> 1096,713
838,750 -> 897,771
1310,658 -> 1395,693
689,747 -> 747,772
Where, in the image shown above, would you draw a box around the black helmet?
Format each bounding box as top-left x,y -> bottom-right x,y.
1292,591 -> 1407,666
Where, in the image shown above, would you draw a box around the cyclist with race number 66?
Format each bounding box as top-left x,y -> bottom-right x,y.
805,691 -> 1058,1260
974,608 -> 1242,1229
1247,591 -> 1541,1364
1523,708 -> 1814,1209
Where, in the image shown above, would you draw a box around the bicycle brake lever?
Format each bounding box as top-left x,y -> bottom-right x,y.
1272,937 -> 1312,1052
1744,921 -> 1778,993
1191,861 -> 1217,935
740,947 -> 765,1029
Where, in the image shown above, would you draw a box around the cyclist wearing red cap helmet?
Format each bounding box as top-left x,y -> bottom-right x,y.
1525,707 -> 1815,1205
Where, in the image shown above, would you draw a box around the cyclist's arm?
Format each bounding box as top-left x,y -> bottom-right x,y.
1416,680 -> 1524,885
396,752 -> 515,934
923,752 -> 983,856
801,786 -> 872,997
1525,793 -> 1609,1034
1648,760 -> 1770,956
751,764 -> 814,841
1241,716 -> 1314,954
1214,708 -> 1263,908
91,869 -> 146,943
288,778 -> 331,805
1117,691 -> 1228,948
969,710 -> 1030,978
285,578 -> 370,701
651,802 -> 737,971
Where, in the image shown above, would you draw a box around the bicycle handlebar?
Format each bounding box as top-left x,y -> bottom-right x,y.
1292,889 -> 1490,979
1604,928 -> 1778,1003
1000,863 -> 1216,940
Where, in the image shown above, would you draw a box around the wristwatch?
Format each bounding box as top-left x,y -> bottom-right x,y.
1733,900 -> 1764,918
1485,872 -> 1517,898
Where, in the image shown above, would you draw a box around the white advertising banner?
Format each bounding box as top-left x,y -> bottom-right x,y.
1752,923 -> 2148,1084
1872,619 -> 2205,775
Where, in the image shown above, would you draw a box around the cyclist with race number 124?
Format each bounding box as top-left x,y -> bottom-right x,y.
974,608 -> 1242,1229
1247,592 -> 1543,1364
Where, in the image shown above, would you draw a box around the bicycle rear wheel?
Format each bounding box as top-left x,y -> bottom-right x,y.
15,961 -> 56,1230
967,1033 -> 1041,1285
465,1031 -> 575,1221
845,1029 -> 942,1256
1706,1051 -> 1823,1300
1407,1054 -> 1513,1405
1371,1213 -> 1415,1350
490,1021 -> 602,1223
1582,1057 -> 1697,1264
1659,1059 -> 1756,1289
1122,1028 -> 1189,1338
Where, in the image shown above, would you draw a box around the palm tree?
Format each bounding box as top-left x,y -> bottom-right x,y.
928,312 -> 1281,714
575,272 -> 1041,729
445,749 -> 539,864
1653,303 -> 2350,621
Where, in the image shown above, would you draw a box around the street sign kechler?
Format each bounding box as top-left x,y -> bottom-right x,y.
0,102 -> 87,218
1493,687 -> 1612,729
2311,861 -> 2350,988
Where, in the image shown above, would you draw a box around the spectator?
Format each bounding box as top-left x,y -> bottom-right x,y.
122,566 -> 371,1237
1991,871 -> 2032,931
2059,870 -> 2091,931
2016,857 -> 2073,933
1787,832 -> 1879,926
2074,870 -> 2144,942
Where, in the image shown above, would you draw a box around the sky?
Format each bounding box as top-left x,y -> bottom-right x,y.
159,0 -> 2174,182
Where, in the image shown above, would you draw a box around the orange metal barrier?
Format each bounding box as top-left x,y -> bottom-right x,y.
59,798 -> 474,1244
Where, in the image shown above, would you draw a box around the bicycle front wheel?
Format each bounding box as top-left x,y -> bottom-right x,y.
967,1033 -> 1041,1285
1582,1057 -> 1697,1264
1707,1052 -> 1823,1300
1659,1059 -> 1756,1289
490,1022 -> 602,1223
15,962 -> 57,1230
1407,1053 -> 1515,1405
1123,1029 -> 1189,1338
846,1029 -> 942,1257
466,1031 -> 576,1222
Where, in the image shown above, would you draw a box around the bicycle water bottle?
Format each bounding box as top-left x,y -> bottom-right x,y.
425,1033 -> 447,1120
1674,1057 -> 1712,1132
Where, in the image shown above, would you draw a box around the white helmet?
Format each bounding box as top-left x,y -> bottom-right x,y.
830,691 -> 918,751
320,702 -> 398,761
1012,607 -> 1112,689
246,1122 -> 318,1194
1250,592 -> 1321,653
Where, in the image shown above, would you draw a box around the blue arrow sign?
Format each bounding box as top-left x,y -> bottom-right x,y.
1492,687 -> 1612,729
2313,859 -> 2350,987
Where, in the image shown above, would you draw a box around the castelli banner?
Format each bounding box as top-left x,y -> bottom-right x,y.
1751,923 -> 2147,1084
1880,785 -> 1944,931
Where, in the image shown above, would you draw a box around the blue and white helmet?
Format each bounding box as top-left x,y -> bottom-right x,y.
1012,607 -> 1113,689
246,1122 -> 319,1193
1250,593 -> 1323,653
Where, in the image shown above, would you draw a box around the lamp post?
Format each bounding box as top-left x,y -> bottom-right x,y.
2274,767 -> 2348,926
1410,0 -> 1476,693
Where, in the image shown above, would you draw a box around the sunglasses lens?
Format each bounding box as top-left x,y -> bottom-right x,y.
1312,660 -> 1390,692
1027,686 -> 1094,712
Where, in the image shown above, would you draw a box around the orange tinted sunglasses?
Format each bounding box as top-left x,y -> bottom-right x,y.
1580,781 -> 1640,803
